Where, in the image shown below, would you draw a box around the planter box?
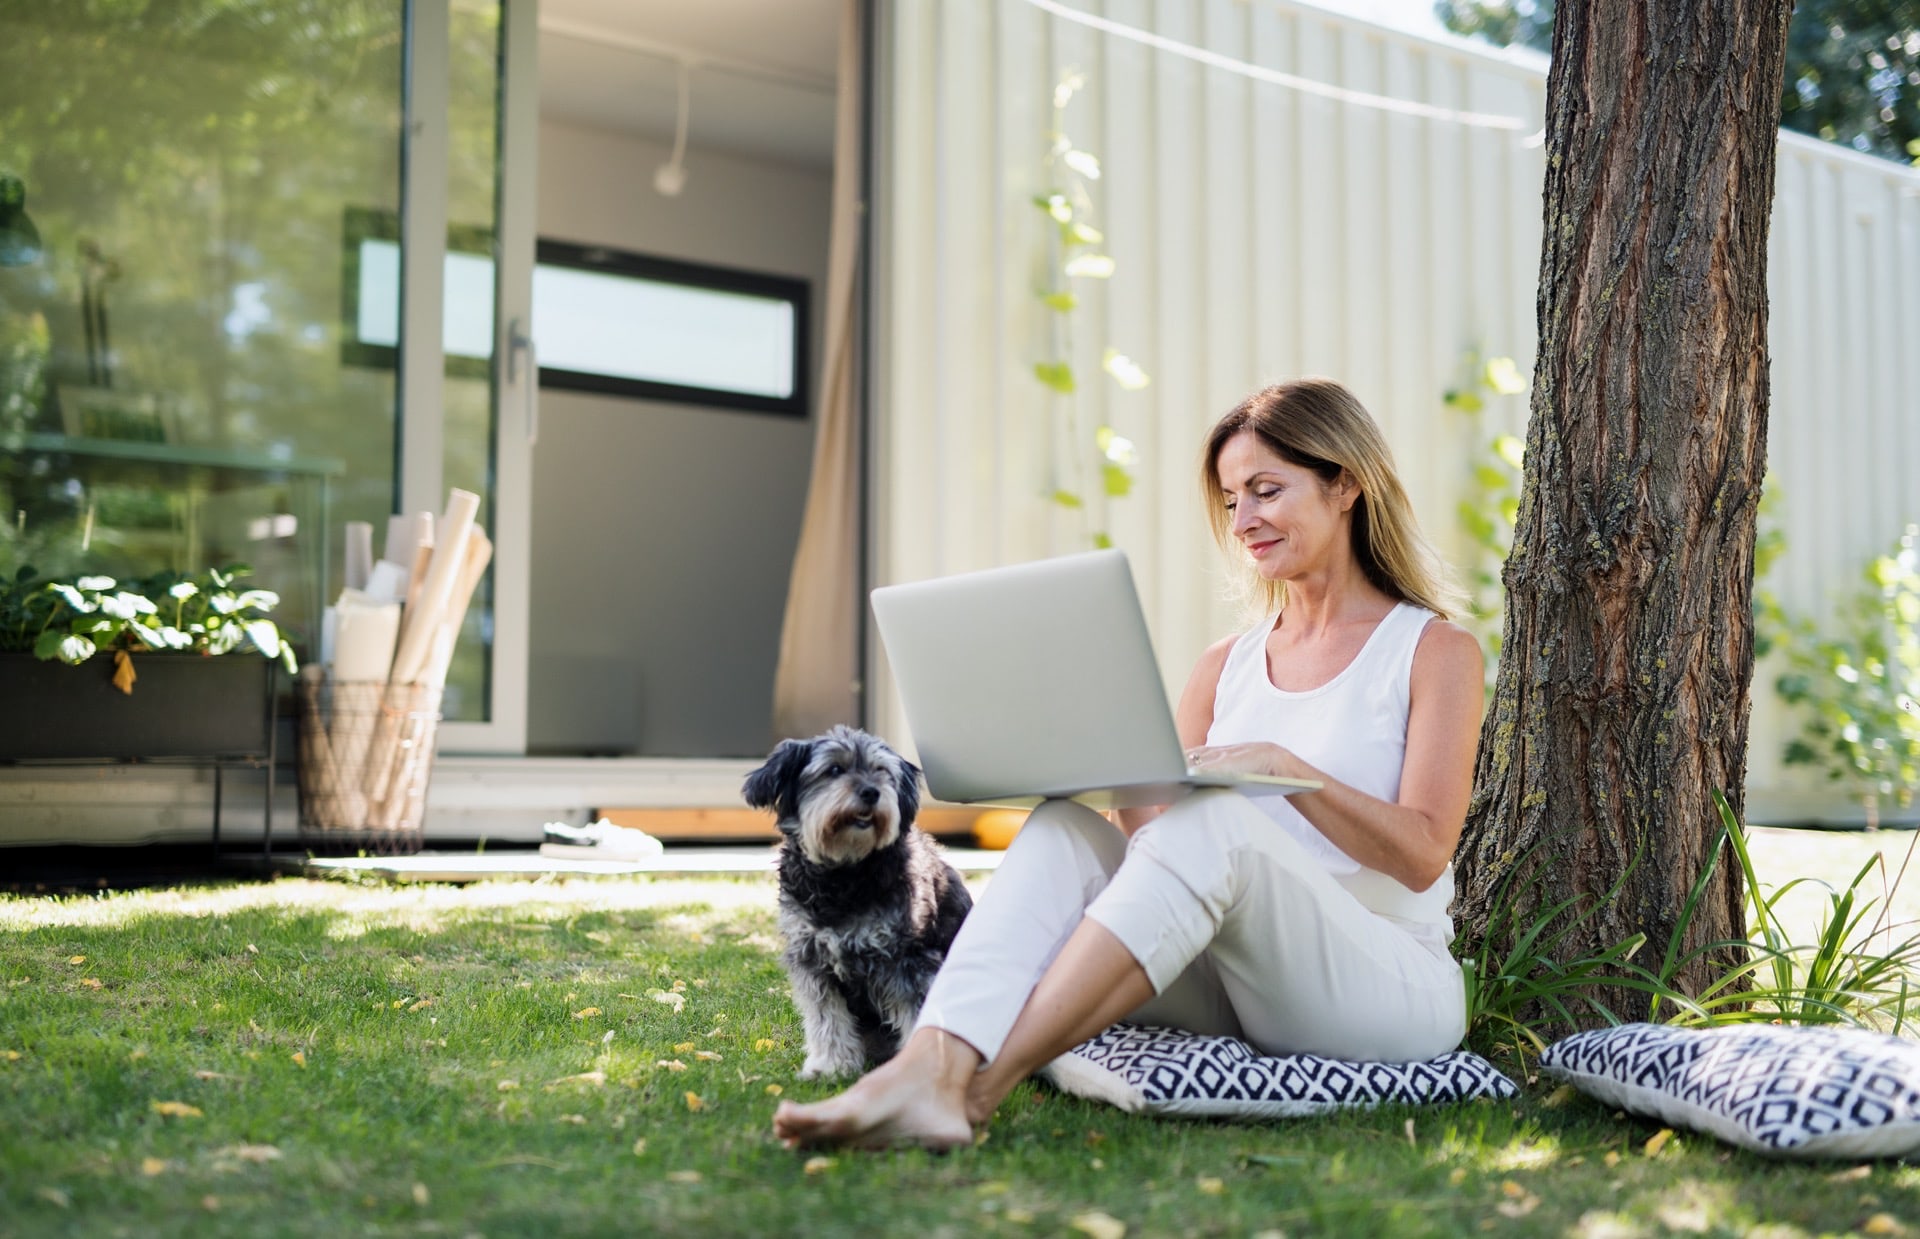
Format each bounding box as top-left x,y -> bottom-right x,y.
0,650 -> 277,761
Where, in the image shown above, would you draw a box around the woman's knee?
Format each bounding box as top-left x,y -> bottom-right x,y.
995,798 -> 1128,881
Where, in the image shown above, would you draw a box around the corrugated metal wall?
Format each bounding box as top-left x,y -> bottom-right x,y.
871,0 -> 1920,818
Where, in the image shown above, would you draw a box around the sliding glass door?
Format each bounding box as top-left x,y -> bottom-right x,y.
0,0 -> 534,752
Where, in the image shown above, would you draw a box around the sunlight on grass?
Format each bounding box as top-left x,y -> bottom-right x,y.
0,874 -> 781,933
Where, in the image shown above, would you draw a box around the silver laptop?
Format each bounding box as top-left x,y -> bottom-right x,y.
869,549 -> 1321,809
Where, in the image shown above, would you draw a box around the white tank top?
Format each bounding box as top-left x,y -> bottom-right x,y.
1206,601 -> 1455,951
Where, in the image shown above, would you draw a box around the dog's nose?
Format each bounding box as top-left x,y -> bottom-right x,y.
858,784 -> 881,808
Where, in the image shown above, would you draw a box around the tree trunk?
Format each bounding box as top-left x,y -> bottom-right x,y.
1455,0 -> 1794,1009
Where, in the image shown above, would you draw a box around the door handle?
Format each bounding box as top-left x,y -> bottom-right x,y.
508,317 -> 538,445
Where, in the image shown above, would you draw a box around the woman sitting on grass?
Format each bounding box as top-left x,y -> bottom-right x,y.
774,377 -> 1486,1150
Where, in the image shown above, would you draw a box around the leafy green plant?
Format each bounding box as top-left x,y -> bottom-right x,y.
1762,524 -> 1920,818
1461,789 -> 1920,1066
1650,791 -> 1920,1032
1444,350 -> 1527,683
1034,71 -> 1149,549
0,563 -> 297,693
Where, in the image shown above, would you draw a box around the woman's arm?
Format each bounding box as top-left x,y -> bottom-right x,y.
1112,634 -> 1237,837
1188,620 -> 1484,891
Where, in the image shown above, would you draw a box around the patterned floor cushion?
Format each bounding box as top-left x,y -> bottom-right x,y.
1041,1022 -> 1519,1119
1540,1023 -> 1920,1158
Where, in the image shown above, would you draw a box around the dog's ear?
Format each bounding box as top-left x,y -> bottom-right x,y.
742,738 -> 812,822
893,757 -> 922,830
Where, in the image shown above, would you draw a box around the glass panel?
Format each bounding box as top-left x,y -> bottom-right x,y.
0,2 -> 407,669
439,0 -> 504,724
533,267 -> 797,398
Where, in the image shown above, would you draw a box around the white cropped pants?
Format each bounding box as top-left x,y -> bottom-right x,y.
915,790 -> 1467,1064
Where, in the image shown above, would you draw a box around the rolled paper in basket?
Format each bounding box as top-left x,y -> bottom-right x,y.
389,490 -> 478,688
343,521 -> 374,593
367,528 -> 490,828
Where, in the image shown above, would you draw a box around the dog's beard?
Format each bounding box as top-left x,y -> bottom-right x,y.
795,778 -> 903,866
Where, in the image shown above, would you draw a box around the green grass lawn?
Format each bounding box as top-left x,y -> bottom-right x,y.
4,833 -> 1920,1238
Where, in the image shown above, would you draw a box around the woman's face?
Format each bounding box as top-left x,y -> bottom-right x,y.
1214,429 -> 1355,582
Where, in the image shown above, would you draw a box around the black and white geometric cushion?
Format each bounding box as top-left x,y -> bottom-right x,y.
1540,1023 -> 1920,1158
1041,1022 -> 1519,1119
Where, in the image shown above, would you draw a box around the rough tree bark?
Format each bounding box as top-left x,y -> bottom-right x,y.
1454,0 -> 1795,1003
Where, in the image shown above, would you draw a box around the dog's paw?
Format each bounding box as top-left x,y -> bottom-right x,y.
798,1054 -> 862,1080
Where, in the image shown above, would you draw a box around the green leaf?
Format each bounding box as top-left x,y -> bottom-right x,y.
1050,490 -> 1084,510
243,620 -> 282,658
1091,532 -> 1113,549
1100,349 -> 1150,391
1102,462 -> 1133,498
1033,193 -> 1073,223
1041,291 -> 1079,313
1062,254 -> 1115,279
1493,435 -> 1526,468
1442,388 -> 1484,413
1063,149 -> 1101,180
48,632 -> 96,664
1033,362 -> 1076,394
1064,222 -> 1104,247
1484,356 -> 1527,395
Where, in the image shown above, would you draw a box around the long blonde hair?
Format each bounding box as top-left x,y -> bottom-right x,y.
1201,378 -> 1466,619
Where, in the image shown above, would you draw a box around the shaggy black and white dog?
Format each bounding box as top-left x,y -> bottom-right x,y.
743,725 -> 973,1079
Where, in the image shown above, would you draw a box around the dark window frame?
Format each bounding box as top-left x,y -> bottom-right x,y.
340,208 -> 811,418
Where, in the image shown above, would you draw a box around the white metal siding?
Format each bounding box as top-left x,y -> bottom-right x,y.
873,0 -> 1920,818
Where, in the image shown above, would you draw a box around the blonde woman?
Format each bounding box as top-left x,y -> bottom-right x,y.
774,378 -> 1486,1150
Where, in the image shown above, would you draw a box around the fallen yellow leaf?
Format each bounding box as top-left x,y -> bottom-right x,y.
656,1059 -> 688,1072
1007,1208 -> 1036,1224
112,649 -> 136,694
290,1051 -> 306,1068
804,1156 -> 837,1175
765,1084 -> 784,1096
572,1007 -> 601,1020
632,1138 -> 648,1157
1829,1165 -> 1874,1183
35,1187 -> 71,1208
497,1080 -> 519,1092
666,1170 -> 702,1184
80,978 -> 103,990
1500,1181 -> 1527,1198
672,1041 -> 696,1053
1197,1176 -> 1224,1195
217,1145 -> 282,1164
695,1050 -> 723,1062
648,990 -> 686,1013
412,1183 -> 430,1206
67,956 -> 86,966
754,1038 -> 777,1052
199,1194 -> 219,1212
408,999 -> 432,1012
1863,1216 -> 1905,1236
558,1114 -> 587,1125
684,1091 -> 704,1112
1541,1084 -> 1578,1109
1604,1150 -> 1622,1167
547,1071 -> 606,1088
150,1101 -> 203,1118
141,1157 -> 169,1176
1448,1167 -> 1468,1186
1643,1129 -> 1674,1157
2,1050 -> 21,1061
1070,1210 -> 1127,1239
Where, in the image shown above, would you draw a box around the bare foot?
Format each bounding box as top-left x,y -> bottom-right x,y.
772,1075 -> 973,1150
772,1032 -> 979,1151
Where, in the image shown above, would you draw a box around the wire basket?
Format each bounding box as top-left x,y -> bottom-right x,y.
296,671 -> 443,856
